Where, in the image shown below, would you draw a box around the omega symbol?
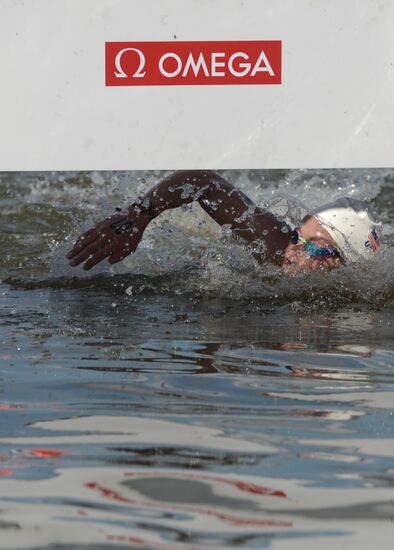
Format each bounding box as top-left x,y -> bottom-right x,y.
114,48 -> 146,78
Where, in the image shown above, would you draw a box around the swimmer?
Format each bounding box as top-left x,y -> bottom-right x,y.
66,170 -> 381,273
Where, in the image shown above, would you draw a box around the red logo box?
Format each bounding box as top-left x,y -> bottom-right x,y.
105,41 -> 282,86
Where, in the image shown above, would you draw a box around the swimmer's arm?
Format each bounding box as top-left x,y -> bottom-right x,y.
140,170 -> 291,264
67,170 -> 291,269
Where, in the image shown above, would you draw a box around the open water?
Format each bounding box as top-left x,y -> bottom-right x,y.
0,169 -> 393,549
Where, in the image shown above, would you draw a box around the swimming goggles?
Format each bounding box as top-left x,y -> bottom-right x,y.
290,229 -> 340,258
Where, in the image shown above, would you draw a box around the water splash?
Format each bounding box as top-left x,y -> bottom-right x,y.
1,170 -> 393,308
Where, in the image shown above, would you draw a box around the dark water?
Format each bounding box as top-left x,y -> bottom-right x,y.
0,170 -> 393,549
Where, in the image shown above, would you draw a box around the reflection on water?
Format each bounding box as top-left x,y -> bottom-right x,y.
0,287 -> 393,548
0,170 -> 393,548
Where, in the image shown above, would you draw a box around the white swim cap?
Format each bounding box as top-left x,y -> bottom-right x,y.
309,198 -> 381,262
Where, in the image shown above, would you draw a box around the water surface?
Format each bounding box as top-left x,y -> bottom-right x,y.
0,169 -> 393,549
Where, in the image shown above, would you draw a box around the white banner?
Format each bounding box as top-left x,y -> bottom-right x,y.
0,0 -> 393,170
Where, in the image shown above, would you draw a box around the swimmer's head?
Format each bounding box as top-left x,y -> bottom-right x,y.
310,198 -> 381,262
283,198 -> 381,274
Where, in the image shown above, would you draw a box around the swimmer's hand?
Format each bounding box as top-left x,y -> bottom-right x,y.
66,206 -> 150,270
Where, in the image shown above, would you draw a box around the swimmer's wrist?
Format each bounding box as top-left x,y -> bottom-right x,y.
127,198 -> 156,225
